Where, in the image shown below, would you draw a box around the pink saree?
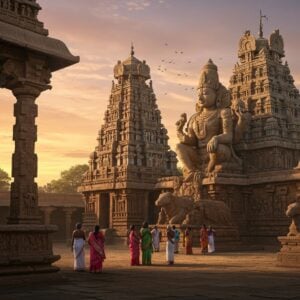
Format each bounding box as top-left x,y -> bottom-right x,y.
88,231 -> 106,273
129,231 -> 140,266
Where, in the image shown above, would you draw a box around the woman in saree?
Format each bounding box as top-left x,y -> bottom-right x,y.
129,225 -> 140,266
207,226 -> 216,254
184,226 -> 193,255
71,223 -> 86,271
140,222 -> 152,265
88,225 -> 106,273
200,224 -> 208,254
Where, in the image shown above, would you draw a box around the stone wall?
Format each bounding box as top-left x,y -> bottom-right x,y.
0,191 -> 84,241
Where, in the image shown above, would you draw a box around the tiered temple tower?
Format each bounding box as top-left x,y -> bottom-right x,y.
225,26 -> 300,243
79,47 -> 178,236
155,23 -> 300,247
229,28 -> 300,172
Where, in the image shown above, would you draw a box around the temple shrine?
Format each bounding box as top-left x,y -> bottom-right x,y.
79,47 -> 178,237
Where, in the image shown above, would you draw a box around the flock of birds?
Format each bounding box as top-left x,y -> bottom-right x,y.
155,43 -> 224,96
156,43 -> 197,96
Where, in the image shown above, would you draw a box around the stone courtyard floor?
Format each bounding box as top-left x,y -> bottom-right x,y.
0,243 -> 300,300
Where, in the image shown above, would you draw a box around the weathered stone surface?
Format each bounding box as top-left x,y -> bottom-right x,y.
0,1 -> 78,274
277,236 -> 300,267
0,225 -> 60,274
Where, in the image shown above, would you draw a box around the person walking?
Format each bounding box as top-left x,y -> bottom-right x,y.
71,223 -> 86,271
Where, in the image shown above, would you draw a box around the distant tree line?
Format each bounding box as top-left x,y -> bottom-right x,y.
0,168 -> 10,191
39,164 -> 88,194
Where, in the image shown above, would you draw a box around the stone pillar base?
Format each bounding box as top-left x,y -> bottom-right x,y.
0,224 -> 60,275
277,236 -> 300,267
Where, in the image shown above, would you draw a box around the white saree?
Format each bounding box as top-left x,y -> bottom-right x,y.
208,235 -> 215,253
73,238 -> 85,270
166,239 -> 175,263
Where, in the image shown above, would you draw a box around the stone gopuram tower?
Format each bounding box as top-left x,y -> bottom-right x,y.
227,26 -> 300,242
154,22 -> 300,249
79,47 -> 178,237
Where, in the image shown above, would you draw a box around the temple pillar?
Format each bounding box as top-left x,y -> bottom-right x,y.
41,207 -> 56,225
63,208 -> 76,240
8,84 -> 42,224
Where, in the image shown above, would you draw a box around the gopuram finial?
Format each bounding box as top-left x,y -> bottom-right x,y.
131,42 -> 135,56
259,9 -> 268,38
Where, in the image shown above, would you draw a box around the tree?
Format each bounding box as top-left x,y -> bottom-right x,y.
0,168 -> 11,191
42,164 -> 89,193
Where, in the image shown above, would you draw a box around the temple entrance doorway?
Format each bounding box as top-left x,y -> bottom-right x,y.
99,193 -> 110,228
148,191 -> 160,224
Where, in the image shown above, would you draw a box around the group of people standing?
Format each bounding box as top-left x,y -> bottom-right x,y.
128,222 -> 215,266
71,222 -> 216,272
128,222 -> 180,266
72,223 -> 105,273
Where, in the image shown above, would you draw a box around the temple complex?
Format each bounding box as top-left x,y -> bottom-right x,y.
78,47 -> 178,237
155,20 -> 300,251
0,0 -> 79,274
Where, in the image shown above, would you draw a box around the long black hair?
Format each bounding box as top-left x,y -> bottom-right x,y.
94,225 -> 100,236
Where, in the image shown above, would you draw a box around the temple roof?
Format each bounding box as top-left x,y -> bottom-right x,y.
0,21 -> 79,71
113,46 -> 150,80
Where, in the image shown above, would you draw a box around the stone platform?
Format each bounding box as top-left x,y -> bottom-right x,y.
0,225 -> 60,275
277,236 -> 300,267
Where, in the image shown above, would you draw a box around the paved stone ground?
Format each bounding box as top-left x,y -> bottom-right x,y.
1,243 -> 300,300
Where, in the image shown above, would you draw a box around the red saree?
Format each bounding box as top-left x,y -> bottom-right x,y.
129,230 -> 140,266
88,231 -> 106,273
184,229 -> 193,255
200,228 -> 208,254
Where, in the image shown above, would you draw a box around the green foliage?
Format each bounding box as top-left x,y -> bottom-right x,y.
42,164 -> 89,193
0,168 -> 11,191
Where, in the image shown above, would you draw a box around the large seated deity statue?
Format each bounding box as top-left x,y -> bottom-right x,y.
176,59 -> 247,180
155,59 -> 250,227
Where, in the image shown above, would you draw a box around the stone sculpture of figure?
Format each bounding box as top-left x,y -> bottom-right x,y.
286,198 -> 300,236
155,192 -> 194,224
175,59 -> 233,179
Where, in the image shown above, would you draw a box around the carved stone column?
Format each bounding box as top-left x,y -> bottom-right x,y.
41,207 -> 56,225
63,208 -> 76,240
8,84 -> 44,224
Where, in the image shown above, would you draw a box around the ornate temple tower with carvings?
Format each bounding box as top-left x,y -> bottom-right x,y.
154,18 -> 300,248
79,47 -> 178,236
226,20 -> 300,243
229,28 -> 300,168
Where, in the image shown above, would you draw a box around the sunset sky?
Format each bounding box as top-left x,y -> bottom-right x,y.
1,0 -> 300,185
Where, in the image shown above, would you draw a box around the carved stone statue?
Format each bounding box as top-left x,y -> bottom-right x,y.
155,191 -> 234,226
155,192 -> 194,224
286,198 -> 300,236
176,59 -> 247,180
155,60 -> 245,227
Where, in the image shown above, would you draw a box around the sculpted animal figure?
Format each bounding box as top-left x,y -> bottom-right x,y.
155,192 -> 193,224
286,200 -> 300,236
185,200 -> 233,226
